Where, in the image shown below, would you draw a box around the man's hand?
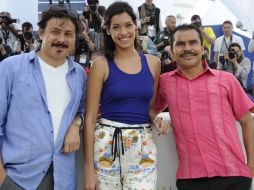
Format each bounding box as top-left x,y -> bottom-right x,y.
0,167 -> 6,186
153,116 -> 171,135
61,122 -> 80,153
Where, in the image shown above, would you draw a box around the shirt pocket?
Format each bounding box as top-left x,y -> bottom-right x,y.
11,77 -> 43,110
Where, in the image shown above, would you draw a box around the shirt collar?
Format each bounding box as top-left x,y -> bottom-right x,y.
28,50 -> 76,72
172,61 -> 216,78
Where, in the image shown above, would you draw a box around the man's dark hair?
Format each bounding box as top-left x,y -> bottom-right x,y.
223,20 -> 233,26
170,24 -> 203,49
191,14 -> 201,21
22,22 -> 33,32
37,4 -> 80,35
229,42 -> 242,50
102,1 -> 138,59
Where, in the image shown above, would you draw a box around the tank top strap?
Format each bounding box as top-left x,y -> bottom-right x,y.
139,52 -> 151,75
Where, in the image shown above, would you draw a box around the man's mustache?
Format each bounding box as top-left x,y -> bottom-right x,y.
180,51 -> 197,57
52,43 -> 68,48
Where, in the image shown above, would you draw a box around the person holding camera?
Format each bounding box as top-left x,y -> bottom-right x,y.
154,15 -> 176,52
226,43 -> 251,89
213,20 -> 245,69
74,16 -> 100,69
137,0 -> 162,41
191,14 -> 216,60
0,12 -> 19,52
82,0 -> 106,33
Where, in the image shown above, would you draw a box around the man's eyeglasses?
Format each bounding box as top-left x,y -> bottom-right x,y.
42,4 -> 79,20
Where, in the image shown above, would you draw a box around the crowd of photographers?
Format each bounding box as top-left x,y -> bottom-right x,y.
1,0 -> 254,99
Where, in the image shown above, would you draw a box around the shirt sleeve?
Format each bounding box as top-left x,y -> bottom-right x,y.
0,59 -> 14,152
224,73 -> 254,120
155,73 -> 169,112
213,38 -> 220,52
77,68 -> 87,117
248,39 -> 254,53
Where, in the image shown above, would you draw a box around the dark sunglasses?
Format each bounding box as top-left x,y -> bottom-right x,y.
43,4 -> 79,19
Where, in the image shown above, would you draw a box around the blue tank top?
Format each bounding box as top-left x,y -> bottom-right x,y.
100,53 -> 154,124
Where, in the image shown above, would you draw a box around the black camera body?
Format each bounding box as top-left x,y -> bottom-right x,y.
228,50 -> 236,59
161,51 -> 171,61
147,10 -> 156,25
87,0 -> 98,13
163,35 -> 170,47
0,37 -> 2,44
0,16 -> 18,25
219,55 -> 225,64
193,22 -> 202,28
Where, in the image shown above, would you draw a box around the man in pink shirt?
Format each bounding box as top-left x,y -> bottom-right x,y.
156,24 -> 254,190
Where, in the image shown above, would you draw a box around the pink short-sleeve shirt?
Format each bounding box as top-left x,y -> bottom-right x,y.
156,63 -> 254,179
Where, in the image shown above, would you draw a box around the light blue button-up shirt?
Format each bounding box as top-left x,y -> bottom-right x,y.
0,51 -> 86,190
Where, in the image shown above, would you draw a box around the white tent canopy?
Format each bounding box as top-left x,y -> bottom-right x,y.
0,0 -> 253,33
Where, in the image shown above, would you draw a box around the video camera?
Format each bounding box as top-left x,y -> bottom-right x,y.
87,0 -> 98,13
0,16 -> 18,25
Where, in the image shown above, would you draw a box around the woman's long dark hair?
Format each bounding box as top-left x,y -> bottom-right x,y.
102,1 -> 138,59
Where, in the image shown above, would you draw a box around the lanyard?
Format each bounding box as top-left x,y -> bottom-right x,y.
223,35 -> 232,51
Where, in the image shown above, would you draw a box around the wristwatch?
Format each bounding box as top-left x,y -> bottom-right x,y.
74,115 -> 84,130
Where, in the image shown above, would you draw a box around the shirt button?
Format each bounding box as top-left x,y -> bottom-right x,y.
42,171 -> 46,173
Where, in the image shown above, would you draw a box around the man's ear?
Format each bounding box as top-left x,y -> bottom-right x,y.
106,27 -> 111,36
170,47 -> 175,60
37,29 -> 44,41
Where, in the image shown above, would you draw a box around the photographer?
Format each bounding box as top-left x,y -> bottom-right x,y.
137,0 -> 162,40
220,43 -> 251,89
191,14 -> 216,60
213,20 -> 245,68
14,31 -> 35,54
0,38 -> 12,62
160,45 -> 176,74
154,15 -> 176,52
202,46 -> 217,69
0,12 -> 19,52
74,16 -> 100,68
82,0 -> 106,33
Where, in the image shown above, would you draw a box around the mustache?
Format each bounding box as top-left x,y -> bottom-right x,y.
180,51 -> 197,57
52,43 -> 68,48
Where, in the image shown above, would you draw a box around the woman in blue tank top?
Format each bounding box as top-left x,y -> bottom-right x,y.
83,2 -> 169,189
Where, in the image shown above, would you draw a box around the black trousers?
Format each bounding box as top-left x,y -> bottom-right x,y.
176,176 -> 252,190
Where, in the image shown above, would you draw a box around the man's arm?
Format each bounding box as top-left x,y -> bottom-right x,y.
0,156 -> 6,185
201,27 -> 215,45
239,111 -> 254,177
62,69 -> 86,153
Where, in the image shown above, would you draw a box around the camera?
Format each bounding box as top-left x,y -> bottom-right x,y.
219,55 -> 225,64
163,35 -> 170,47
228,50 -> 236,59
0,37 -> 2,44
161,51 -> 171,61
87,0 -> 98,13
202,54 -> 208,61
193,22 -> 202,28
147,10 -> 156,25
0,16 -> 18,25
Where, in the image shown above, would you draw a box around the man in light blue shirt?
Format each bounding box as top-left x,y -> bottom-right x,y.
0,5 -> 86,190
